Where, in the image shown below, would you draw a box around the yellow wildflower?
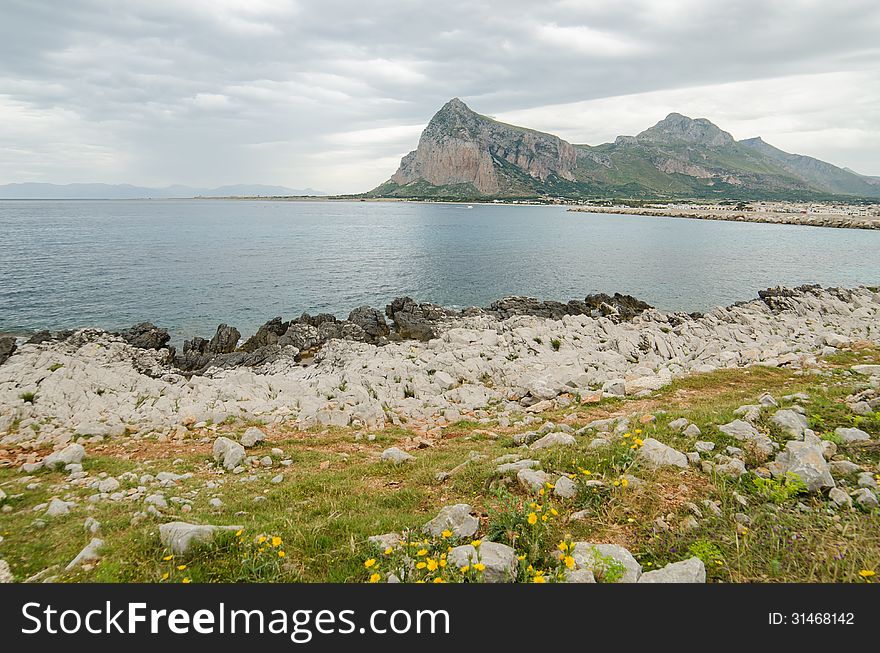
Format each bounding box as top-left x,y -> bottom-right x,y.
623,433 -> 631,439
441,529 -> 453,539
532,575 -> 546,584
416,562 -> 427,569
859,570 -> 876,578
278,551 -> 286,558
621,477 -> 629,488
541,514 -> 548,522
527,513 -> 538,525
257,536 -> 267,544
471,539 -> 482,548
564,556 -> 575,570
369,573 -> 381,583
384,546 -> 393,555
550,508 -> 559,516
426,559 -> 438,572
417,548 -> 428,557
364,558 -> 377,569
271,536 -> 282,547
460,565 -> 470,573
433,577 -> 445,583
177,565 -> 187,571
162,555 -> 173,561
161,572 -> 169,580
473,563 -> 486,572
234,529 -> 243,537
558,542 -> 568,552
182,578 -> 191,584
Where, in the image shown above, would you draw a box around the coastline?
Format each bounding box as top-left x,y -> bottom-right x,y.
2,284 -> 878,446
568,205 -> 880,230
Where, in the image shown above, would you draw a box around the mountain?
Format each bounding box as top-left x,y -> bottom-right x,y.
0,183 -> 327,199
372,100 -> 880,201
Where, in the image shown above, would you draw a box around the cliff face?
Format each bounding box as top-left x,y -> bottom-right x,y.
374,99 -> 880,200
388,98 -> 577,195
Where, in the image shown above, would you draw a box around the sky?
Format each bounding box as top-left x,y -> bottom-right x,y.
1,0 -> 878,194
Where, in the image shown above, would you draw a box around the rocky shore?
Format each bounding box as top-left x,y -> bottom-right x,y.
1,285 -> 878,453
568,206 -> 880,230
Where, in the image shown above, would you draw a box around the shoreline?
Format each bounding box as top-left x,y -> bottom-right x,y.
2,284 -> 878,448
568,205 -> 880,230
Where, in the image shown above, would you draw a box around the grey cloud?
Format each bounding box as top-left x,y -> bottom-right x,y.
1,0 -> 878,191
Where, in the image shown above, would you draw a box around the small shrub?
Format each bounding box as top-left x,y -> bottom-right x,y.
550,338 -> 561,351
688,539 -> 724,566
753,472 -> 807,504
19,392 -> 35,404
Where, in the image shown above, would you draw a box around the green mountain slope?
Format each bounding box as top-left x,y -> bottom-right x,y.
369,100 -> 880,201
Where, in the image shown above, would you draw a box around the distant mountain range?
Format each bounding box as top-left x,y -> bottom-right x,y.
370,98 -> 880,201
0,183 -> 327,199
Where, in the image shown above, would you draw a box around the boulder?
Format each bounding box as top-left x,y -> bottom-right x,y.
208,324 -> 241,354
683,424 -> 702,438
529,432 -> 576,450
853,488 -> 879,510
0,336 -> 16,365
771,409 -> 807,439
447,542 -> 518,582
46,498 -> 75,517
348,306 -> 390,342
118,323 -> 171,351
423,504 -> 478,538
240,317 -> 289,352
212,437 -> 246,470
240,427 -> 267,447
718,420 -> 774,456
638,557 -> 706,583
517,468 -> 551,493
159,522 -> 243,555
42,443 -> 86,470
368,533 -> 402,551
569,542 -> 642,583
496,459 -> 539,474
380,447 -> 415,465
834,427 -> 870,443
0,559 -> 13,583
65,538 -> 104,571
635,438 -> 688,469
829,487 -> 852,509
553,476 -> 578,499
668,418 -> 689,432
772,440 -> 835,492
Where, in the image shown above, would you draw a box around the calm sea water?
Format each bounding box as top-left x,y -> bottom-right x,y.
1,199 -> 878,341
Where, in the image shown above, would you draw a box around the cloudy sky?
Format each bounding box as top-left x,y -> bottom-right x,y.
1,0 -> 878,193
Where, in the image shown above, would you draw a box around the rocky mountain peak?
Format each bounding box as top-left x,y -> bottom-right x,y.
387,98 -> 577,195
637,112 -> 735,147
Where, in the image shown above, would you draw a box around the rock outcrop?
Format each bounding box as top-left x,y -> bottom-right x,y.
384,98 -> 577,196
1,285 -> 878,446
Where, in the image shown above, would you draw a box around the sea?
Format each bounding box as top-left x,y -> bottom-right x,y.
1,199 -> 878,341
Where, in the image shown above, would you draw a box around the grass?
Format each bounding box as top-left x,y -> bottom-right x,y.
0,347 -> 878,583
